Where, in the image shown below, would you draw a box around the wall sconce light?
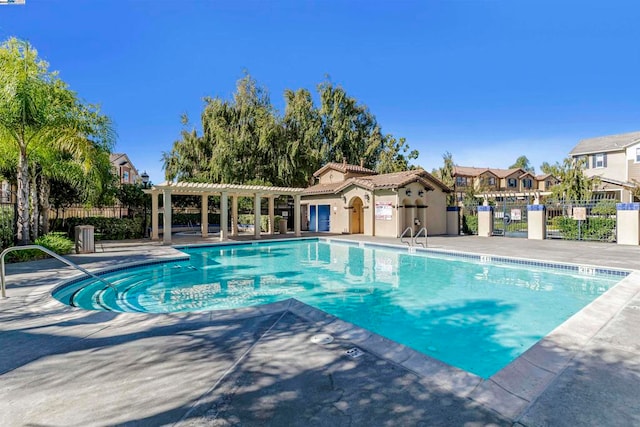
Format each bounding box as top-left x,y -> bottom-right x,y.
342,195 -> 346,203
418,190 -> 424,197
365,194 -> 370,202
405,189 -> 412,197
333,206 -> 337,213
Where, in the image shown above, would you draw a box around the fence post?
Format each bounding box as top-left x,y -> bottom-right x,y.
527,204 -> 546,240
478,205 -> 493,237
616,202 -> 640,245
446,206 -> 460,235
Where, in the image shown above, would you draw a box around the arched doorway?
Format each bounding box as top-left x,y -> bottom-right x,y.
350,197 -> 364,234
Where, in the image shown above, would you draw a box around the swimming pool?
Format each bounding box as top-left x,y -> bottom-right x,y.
53,239 -> 624,378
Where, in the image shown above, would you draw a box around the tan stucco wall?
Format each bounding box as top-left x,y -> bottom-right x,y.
423,186 -> 447,235
617,210 -> 640,245
318,170 -> 347,184
302,178 -> 449,237
301,194 -> 344,233
501,172 -> 522,191
527,210 -> 546,240
627,160 -> 640,183
583,151 -> 626,182
371,190 -> 399,237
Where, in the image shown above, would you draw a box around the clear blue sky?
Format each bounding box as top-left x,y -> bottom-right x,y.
2,1 -> 639,183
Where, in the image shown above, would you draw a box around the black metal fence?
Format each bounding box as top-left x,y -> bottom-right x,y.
492,200 -> 529,238
544,199 -> 616,242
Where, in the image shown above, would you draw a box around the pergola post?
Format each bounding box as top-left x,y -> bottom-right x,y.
151,191 -> 159,240
294,194 -> 301,237
220,192 -> 228,241
268,196 -> 275,235
162,188 -> 172,245
201,194 -> 208,238
231,195 -> 238,236
254,193 -> 261,239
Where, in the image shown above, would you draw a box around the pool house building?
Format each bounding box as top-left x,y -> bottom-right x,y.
301,162 -> 452,237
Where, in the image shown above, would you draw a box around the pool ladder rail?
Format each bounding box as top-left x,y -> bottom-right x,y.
400,226 -> 428,248
0,245 -> 116,299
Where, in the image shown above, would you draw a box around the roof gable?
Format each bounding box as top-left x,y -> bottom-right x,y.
303,168 -> 452,196
313,162 -> 377,178
570,130 -> 640,155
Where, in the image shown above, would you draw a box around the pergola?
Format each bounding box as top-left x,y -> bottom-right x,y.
145,182 -> 305,245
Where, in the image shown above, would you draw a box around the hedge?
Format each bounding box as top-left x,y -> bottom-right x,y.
237,214 -> 285,232
551,215 -> 615,241
54,217 -> 144,240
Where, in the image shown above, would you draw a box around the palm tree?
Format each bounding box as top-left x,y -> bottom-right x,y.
0,38 -> 114,244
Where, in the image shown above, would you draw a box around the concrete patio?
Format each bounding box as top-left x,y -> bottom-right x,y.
1,235 -> 639,426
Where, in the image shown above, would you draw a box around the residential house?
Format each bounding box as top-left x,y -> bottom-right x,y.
302,162 -> 452,237
569,130 -> 640,201
110,153 -> 140,185
452,166 -> 559,202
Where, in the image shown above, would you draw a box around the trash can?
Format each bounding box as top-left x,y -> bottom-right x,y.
279,219 -> 288,234
75,225 -> 95,254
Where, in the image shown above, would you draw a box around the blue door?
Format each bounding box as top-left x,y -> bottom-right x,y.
309,205 -> 317,232
318,205 -> 331,232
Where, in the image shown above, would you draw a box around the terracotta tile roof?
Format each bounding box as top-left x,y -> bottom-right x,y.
313,162 -> 377,177
350,170 -> 437,191
453,166 -> 491,176
304,169 -> 452,196
454,166 -> 524,178
301,181 -> 345,195
535,174 -> 554,180
570,130 -> 640,155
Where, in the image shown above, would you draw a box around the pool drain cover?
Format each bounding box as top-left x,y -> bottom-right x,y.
345,347 -> 364,358
310,333 -> 334,345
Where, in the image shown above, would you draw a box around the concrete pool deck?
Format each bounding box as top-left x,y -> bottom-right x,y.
1,235 -> 639,426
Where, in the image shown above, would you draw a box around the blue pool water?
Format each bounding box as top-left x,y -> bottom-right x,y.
53,239 -> 623,378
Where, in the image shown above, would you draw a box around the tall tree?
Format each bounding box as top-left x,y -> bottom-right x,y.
0,37 -> 114,243
317,80 -> 383,167
540,161 -> 561,176
280,88 -> 323,186
164,74 -> 417,187
509,155 -> 535,173
433,151 -> 455,205
376,135 -> 418,174
551,157 -> 598,201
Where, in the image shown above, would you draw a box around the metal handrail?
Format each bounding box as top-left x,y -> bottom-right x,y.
1,245 -> 116,299
414,227 -> 428,248
400,226 -> 413,246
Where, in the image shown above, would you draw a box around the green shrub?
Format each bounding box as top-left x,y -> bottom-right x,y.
591,200 -> 617,216
237,214 -> 284,232
7,232 -> 74,263
0,206 -> 15,250
170,212 -> 220,226
551,215 -> 616,241
36,232 -> 74,254
53,217 -> 144,240
461,214 -> 478,235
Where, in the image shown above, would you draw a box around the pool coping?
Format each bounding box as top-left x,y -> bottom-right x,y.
46,237 -> 640,421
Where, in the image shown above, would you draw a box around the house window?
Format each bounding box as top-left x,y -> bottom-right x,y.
456,176 -> 467,187
546,180 -> 551,188
594,153 -> 605,168
522,178 -> 533,189
507,178 -> 517,188
123,171 -> 129,183
488,177 -> 496,186
636,148 -> 640,163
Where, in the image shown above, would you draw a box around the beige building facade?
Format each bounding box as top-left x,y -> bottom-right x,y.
570,130 -> 640,201
302,162 -> 451,237
453,166 -> 559,202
